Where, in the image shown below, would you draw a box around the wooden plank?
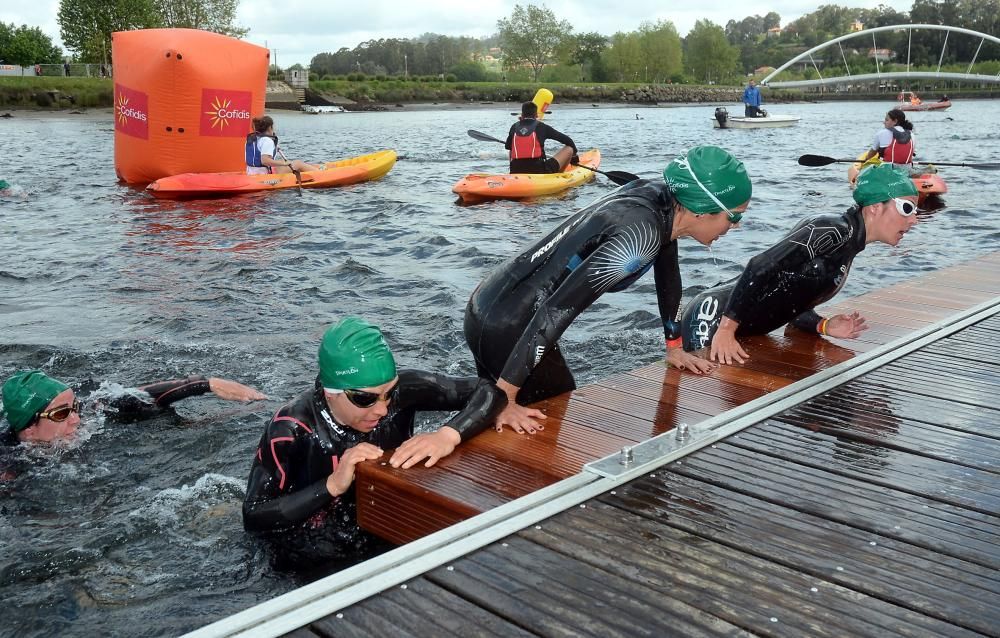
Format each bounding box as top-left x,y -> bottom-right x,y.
426,537 -> 755,637
816,382 -> 1000,439
521,500 -> 981,637
604,473 -> 1000,635
307,578 -> 532,638
778,396 -> 1000,472
673,443 -> 1000,570
730,421 -> 1000,515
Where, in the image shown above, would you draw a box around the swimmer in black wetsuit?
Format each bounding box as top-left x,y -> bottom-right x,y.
0,370 -> 265,445
505,101 -> 578,174
679,163 -> 921,364
242,317 -> 504,569
463,145 -> 753,434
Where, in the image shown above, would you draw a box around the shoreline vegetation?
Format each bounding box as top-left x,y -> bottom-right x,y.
1,76 -> 996,111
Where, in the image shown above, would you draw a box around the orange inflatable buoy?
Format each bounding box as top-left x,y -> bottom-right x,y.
112,29 -> 269,184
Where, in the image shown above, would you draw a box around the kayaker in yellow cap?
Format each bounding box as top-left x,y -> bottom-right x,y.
505,101 -> 578,174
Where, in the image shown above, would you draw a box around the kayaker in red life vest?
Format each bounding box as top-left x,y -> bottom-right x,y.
858,109 -> 914,173
245,115 -> 321,176
504,101 -> 578,174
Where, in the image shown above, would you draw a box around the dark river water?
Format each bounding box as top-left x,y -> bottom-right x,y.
2,99 -> 999,637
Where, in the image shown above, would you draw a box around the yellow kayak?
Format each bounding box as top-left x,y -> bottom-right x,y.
148,150 -> 397,198
453,149 -> 601,203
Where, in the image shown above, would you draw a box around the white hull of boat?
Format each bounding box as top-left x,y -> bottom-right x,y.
713,114 -> 800,129
302,105 -> 346,114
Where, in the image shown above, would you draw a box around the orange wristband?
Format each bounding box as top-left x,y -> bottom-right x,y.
666,337 -> 682,349
818,318 -> 828,336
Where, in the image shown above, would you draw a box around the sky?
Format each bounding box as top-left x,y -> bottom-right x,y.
4,0 -> 918,67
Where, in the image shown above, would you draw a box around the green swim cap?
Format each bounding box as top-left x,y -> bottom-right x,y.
318,317 -> 397,390
663,145 -> 752,213
853,164 -> 919,206
1,370 -> 69,432
0,180 -> 9,190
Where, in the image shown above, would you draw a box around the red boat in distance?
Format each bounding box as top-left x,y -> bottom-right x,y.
896,91 -> 952,112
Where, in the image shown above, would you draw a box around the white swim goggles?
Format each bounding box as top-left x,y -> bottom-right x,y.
893,197 -> 917,217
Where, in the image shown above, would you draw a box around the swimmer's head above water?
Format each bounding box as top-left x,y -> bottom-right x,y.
853,164 -> 920,246
663,145 -> 753,246
1,370 -> 80,443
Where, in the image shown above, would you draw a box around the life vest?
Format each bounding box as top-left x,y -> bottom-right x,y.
510,119 -> 543,160
882,127 -> 913,165
245,132 -> 278,167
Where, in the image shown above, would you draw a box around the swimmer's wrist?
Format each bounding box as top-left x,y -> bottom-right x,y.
718,316 -> 739,332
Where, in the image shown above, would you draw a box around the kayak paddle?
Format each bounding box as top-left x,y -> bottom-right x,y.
466,130 -> 641,185
570,161 -> 640,186
277,148 -> 304,194
798,154 -> 1000,171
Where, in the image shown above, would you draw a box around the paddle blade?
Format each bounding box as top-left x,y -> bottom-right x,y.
605,171 -> 641,186
467,129 -> 505,144
798,154 -> 840,167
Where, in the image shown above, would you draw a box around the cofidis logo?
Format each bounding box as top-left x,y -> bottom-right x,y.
114,84 -> 149,140
200,89 -> 252,137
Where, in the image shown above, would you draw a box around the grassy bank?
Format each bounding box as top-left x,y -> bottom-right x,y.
0,77 -> 114,108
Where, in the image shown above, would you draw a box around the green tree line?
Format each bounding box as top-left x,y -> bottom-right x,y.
309,0 -> 1000,85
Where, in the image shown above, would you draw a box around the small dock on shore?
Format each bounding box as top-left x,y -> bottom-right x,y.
187,252 -> 1000,638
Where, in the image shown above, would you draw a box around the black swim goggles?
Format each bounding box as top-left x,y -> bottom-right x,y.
893,197 -> 917,217
35,398 -> 81,423
326,383 -> 399,409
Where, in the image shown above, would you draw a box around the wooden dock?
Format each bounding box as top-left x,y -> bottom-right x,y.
185,253 -> 1000,638
355,253 -> 1000,546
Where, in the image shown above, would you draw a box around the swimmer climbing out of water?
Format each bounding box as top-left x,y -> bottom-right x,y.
0,370 -> 265,445
461,145 -> 752,434
241,317 -> 505,568
678,163 -> 920,364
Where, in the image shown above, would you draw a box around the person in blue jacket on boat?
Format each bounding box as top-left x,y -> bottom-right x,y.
245,115 -> 321,176
677,164 -> 920,364
743,79 -> 763,118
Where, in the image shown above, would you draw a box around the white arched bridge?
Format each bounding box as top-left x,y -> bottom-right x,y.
761,24 -> 1000,89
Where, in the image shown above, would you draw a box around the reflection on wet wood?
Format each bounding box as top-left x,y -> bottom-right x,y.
312,255 -> 999,638
355,253 -> 1000,546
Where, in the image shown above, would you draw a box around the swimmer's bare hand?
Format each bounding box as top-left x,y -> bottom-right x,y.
666,347 -> 716,374
208,377 -> 268,402
390,427 -> 461,469
326,443 -> 383,497
494,403 -> 546,435
825,312 -> 868,339
709,331 -> 749,366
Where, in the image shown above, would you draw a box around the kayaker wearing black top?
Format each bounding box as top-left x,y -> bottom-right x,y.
0,370 -> 265,445
242,317 -> 504,568
679,163 -> 920,364
463,146 -> 752,434
505,101 -> 578,174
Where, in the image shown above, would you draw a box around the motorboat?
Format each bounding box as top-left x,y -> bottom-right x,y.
712,106 -> 799,129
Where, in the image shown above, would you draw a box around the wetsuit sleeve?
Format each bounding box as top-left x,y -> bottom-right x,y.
500,215 -> 661,387
725,214 -> 854,325
653,238 -> 683,342
538,122 -> 576,152
135,375 -> 211,407
790,309 -> 823,334
242,419 -> 333,533
504,123 -> 515,150
397,370 -> 507,442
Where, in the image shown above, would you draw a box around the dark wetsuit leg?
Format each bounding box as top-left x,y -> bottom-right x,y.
464,292 -> 575,403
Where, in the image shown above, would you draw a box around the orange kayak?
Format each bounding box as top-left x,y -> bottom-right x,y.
453,149 -> 600,203
147,150 -> 396,198
847,153 -> 947,204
